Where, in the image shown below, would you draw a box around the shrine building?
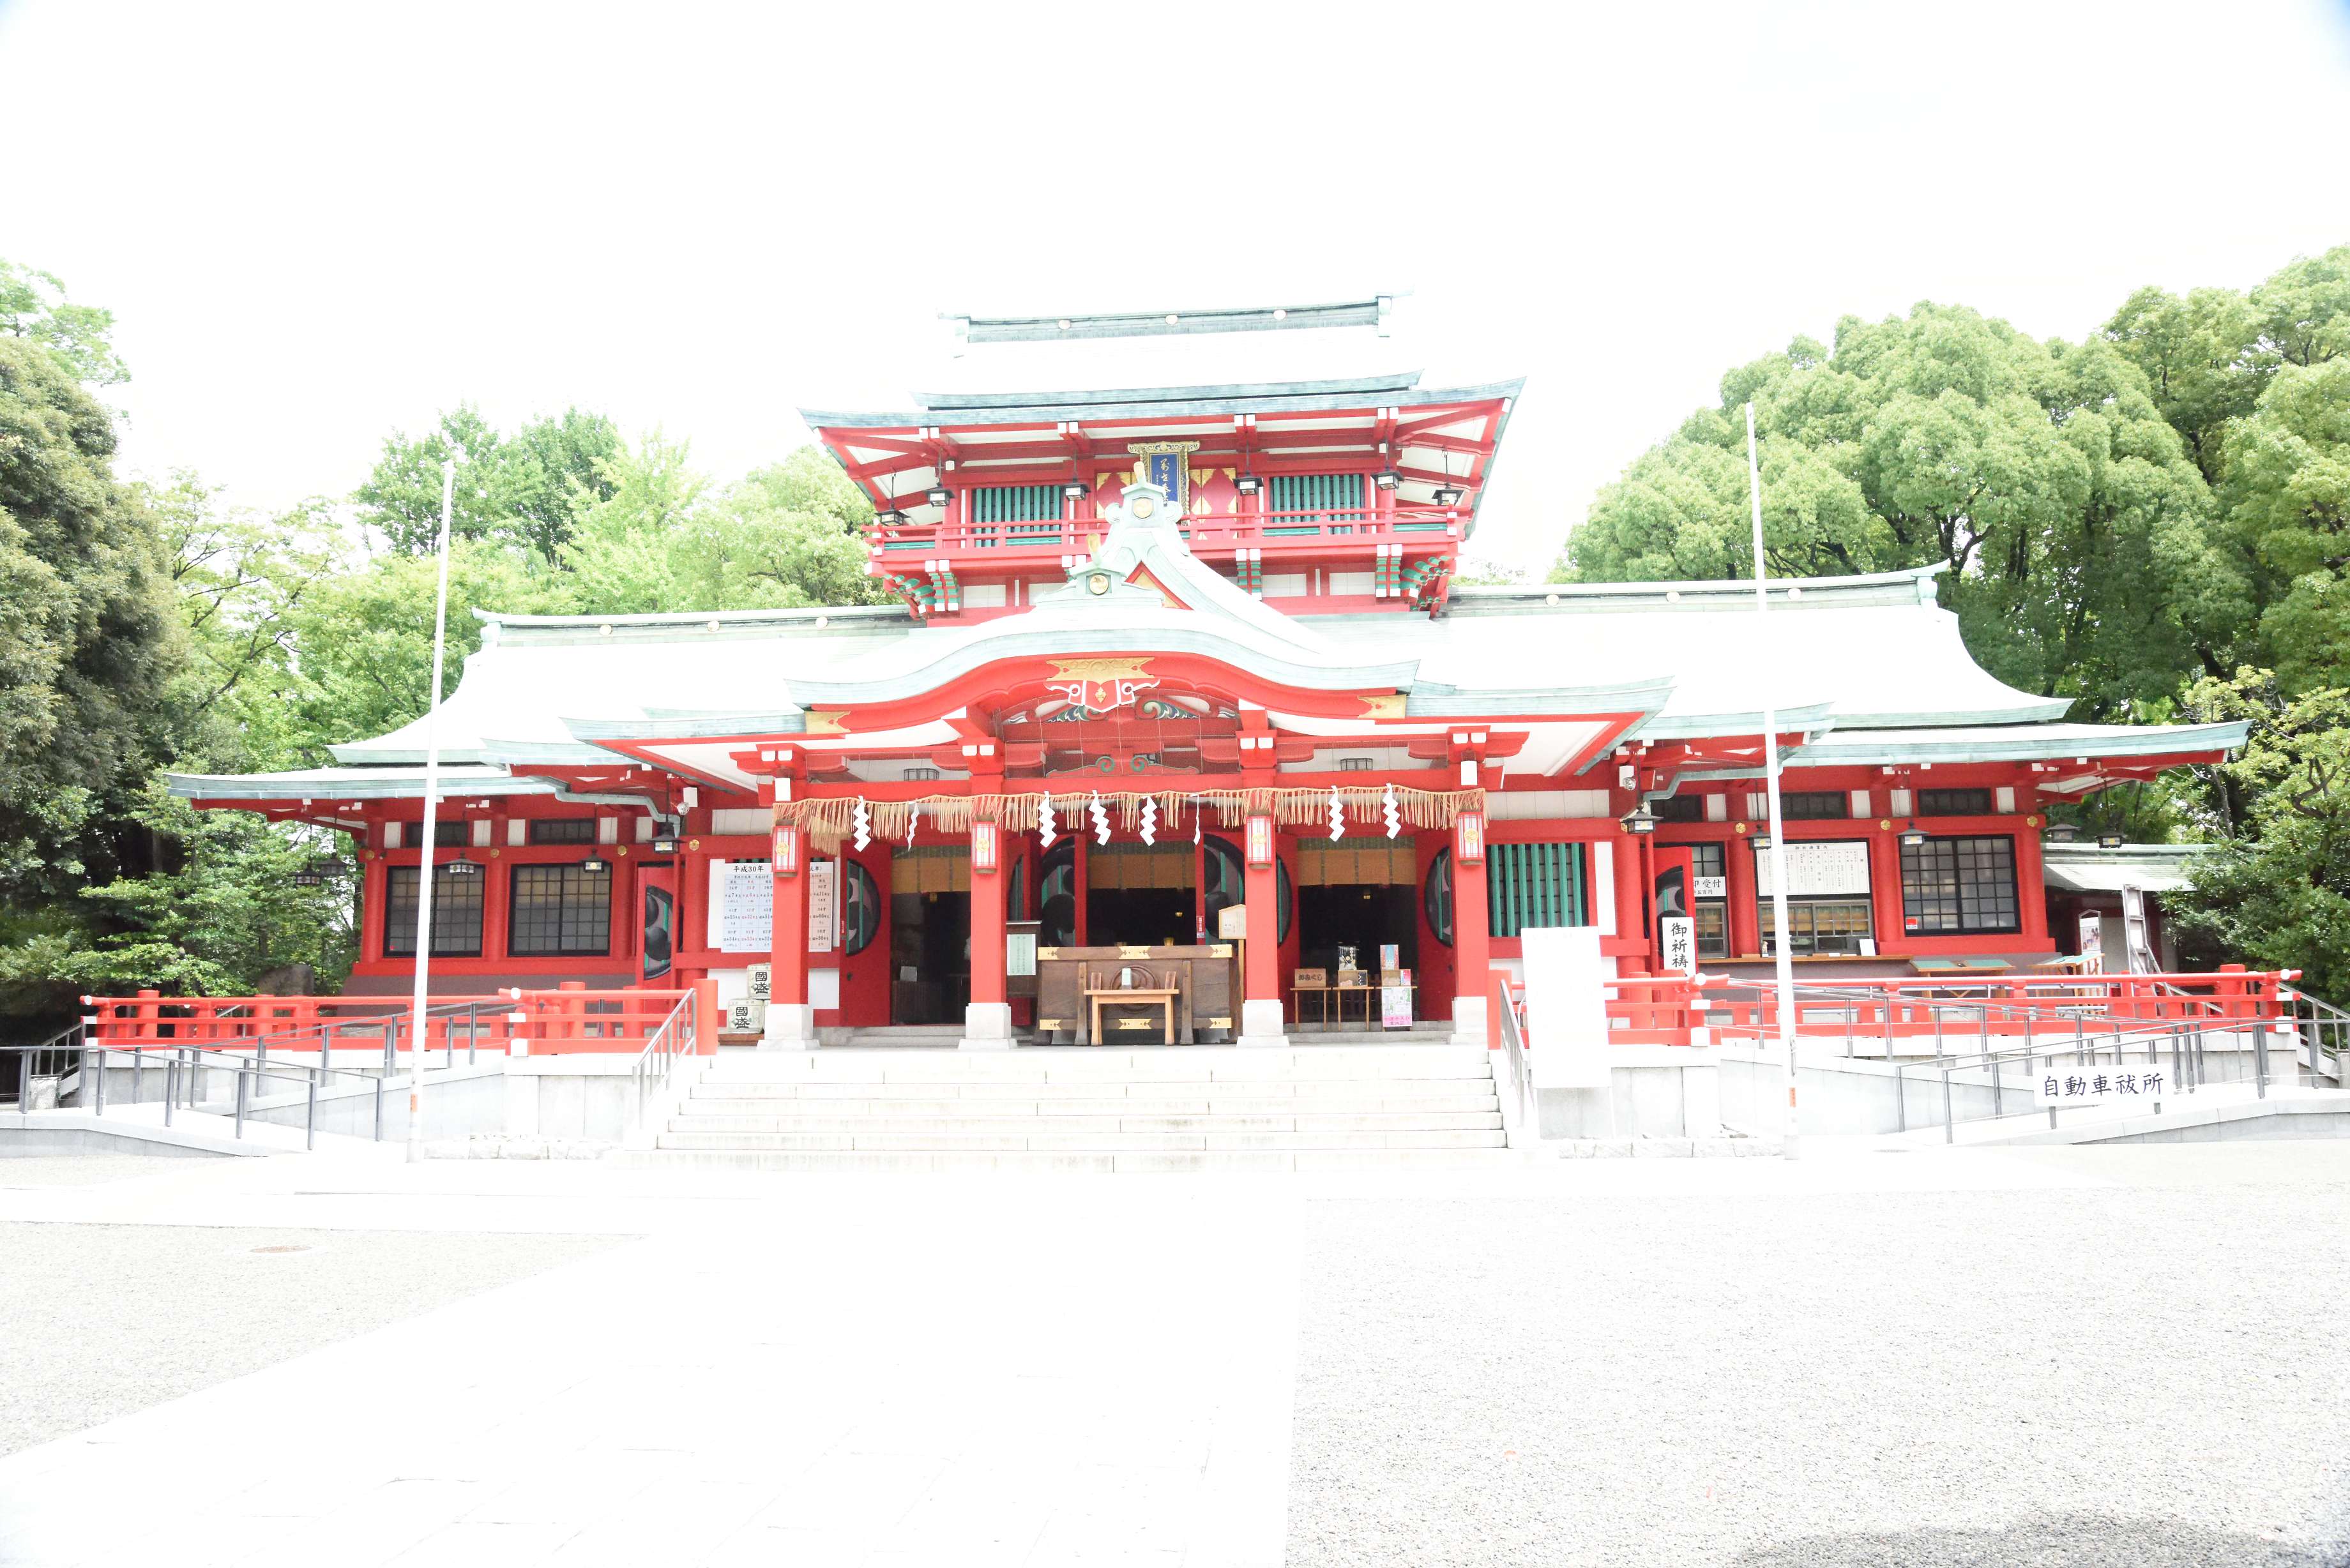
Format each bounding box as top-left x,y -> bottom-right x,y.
168,300 -> 2247,1050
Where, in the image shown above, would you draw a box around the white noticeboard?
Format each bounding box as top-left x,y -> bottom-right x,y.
2077,913 -> 2104,974
708,859 -> 773,954
2035,1063 -> 2166,1108
807,859 -> 838,954
1753,840 -> 1871,898
1520,925 -> 1611,1089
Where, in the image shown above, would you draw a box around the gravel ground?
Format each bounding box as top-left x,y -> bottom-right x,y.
0,1154 -> 221,1187
1287,1171 -> 2350,1567
0,1224 -> 624,1456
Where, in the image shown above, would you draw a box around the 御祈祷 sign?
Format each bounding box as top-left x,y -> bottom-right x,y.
708,859 -> 773,953
1753,840 -> 1870,898
2034,1067 -> 2165,1108
807,859 -> 838,954
1659,916 -> 1697,977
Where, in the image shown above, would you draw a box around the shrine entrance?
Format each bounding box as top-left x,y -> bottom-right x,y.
890,845 -> 969,1025
1294,836 -> 1421,1020
1037,839 -> 1197,949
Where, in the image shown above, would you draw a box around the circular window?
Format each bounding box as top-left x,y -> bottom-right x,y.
841,859 -> 882,956
1423,847 -> 1454,947
1203,834 -> 1291,944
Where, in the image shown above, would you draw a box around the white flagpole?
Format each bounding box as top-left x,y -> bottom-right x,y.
406,455 -> 457,1164
1748,403 -> 1800,1161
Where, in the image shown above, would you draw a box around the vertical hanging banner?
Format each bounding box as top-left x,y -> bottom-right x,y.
807,858 -> 838,954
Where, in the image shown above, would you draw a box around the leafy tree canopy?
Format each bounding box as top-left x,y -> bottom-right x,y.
1557,303 -> 2232,714
355,404 -> 623,563
0,259 -> 128,386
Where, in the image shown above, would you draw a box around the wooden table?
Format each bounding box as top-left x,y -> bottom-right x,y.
1087,988 -> 1178,1046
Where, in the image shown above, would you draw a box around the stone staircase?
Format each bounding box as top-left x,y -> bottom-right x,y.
618,1042 -> 1514,1172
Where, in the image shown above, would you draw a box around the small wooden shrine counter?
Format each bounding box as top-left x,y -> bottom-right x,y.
1034,944 -> 1238,1045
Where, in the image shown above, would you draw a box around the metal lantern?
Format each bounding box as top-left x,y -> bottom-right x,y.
1245,813 -> 1275,869
972,820 -> 1001,875
1454,810 -> 1487,866
771,823 -> 801,877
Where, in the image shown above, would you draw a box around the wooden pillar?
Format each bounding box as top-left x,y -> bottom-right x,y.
1727,831 -> 1762,958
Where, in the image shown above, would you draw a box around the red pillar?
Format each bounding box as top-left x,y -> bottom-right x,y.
1245,854 -> 1280,1004
1453,848 -> 1490,1011
769,842 -> 808,1007
970,825 -> 1005,1007
1612,833 -> 1646,960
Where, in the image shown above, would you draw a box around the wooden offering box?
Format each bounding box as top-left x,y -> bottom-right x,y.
1034,945 -> 1239,1044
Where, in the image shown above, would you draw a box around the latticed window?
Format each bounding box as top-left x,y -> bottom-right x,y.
1651,795 -> 1706,823
969,485 -> 1063,543
1758,898 -> 1874,956
1266,472 -> 1365,529
1916,788 -> 1994,817
1900,835 -> 2019,934
509,864 -> 612,956
1777,792 -> 1849,820
1485,841 -> 1591,937
527,818 -> 596,845
384,866 -> 483,958
1690,841 -> 1728,959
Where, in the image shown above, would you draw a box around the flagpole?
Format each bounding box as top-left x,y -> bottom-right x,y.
1748,403 -> 1800,1161
406,454 -> 457,1164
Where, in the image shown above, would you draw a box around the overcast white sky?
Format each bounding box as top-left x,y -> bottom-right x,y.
3,1 -> 2346,572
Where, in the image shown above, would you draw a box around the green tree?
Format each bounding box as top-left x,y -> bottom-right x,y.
0,259 -> 128,386
142,475 -> 348,773
283,541 -> 569,757
0,337 -> 182,916
1558,304 -> 2232,713
561,441 -> 878,614
2168,668 -> 2350,999
354,405 -> 621,563
2219,358 -> 2350,695
2102,284 -> 2266,489
0,787 -> 356,999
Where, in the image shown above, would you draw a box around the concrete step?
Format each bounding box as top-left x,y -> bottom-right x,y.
668,1110 -> 1505,1135
614,1147 -> 1519,1173
653,1127 -> 1507,1152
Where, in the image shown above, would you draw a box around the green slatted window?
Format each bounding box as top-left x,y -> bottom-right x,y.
1485,841 -> 1591,937
1266,472 -> 1365,531
969,485 -> 1061,543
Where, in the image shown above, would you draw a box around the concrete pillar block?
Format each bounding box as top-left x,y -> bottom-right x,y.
1239,999 -> 1288,1050
959,1002 -> 1015,1052
1450,995 -> 1489,1050
760,1004 -> 817,1051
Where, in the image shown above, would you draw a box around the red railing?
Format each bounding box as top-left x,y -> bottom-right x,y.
1697,967 -> 2295,1045
868,504 -> 1464,559
82,986 -> 701,1056
1487,967 -> 2298,1055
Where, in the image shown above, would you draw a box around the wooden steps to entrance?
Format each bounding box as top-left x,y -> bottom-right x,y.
616,1043 -> 1513,1172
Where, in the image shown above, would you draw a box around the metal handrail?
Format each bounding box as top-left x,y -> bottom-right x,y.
1492,978 -> 1536,1145
34,1038 -> 384,1150
2282,985 -> 2350,1082
623,993 -> 699,1140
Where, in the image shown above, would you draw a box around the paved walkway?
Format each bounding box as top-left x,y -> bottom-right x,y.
3,1143 -> 2348,1565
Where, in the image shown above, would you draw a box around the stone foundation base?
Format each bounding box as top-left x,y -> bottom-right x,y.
959,1002 -> 1015,1051
760,1004 -> 817,1051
